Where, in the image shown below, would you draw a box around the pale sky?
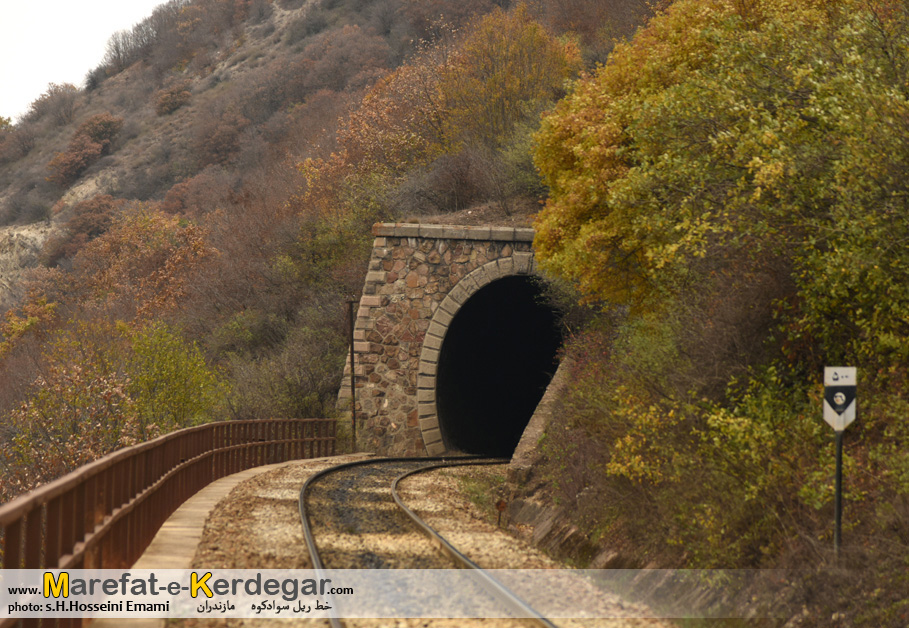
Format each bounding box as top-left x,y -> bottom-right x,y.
0,0 -> 167,122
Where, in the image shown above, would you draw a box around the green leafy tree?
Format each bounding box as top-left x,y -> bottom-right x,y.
124,321 -> 228,430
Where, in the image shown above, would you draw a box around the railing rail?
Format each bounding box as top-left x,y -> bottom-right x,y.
0,418 -> 335,582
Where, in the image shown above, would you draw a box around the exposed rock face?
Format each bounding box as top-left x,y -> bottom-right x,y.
0,223 -> 54,311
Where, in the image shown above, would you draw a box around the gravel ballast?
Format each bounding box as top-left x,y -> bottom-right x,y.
170,455 -> 670,628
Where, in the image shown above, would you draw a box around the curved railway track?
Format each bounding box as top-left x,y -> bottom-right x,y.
298,456 -> 559,628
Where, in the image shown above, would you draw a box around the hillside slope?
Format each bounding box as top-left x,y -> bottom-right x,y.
0,0 -> 651,498
3,0 -> 908,624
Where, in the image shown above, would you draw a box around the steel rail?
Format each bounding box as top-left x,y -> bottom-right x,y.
392,461 -> 559,628
298,456 -> 559,628
297,456 -> 486,628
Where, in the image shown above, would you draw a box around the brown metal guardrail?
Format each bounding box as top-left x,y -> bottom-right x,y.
0,418 -> 335,626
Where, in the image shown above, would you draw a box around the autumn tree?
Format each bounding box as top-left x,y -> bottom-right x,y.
338,49 -> 451,174
193,109 -> 250,167
103,29 -> 141,73
298,24 -> 392,93
144,0 -> 189,72
40,195 -> 125,266
528,0 -> 654,62
24,83 -> 80,127
27,206 -> 213,321
0,123 -> 35,164
155,80 -> 193,115
46,136 -> 105,188
47,113 -> 123,187
531,0 -> 909,572
441,3 -> 580,151
0,298 -> 57,359
161,166 -> 235,214
0,362 -> 137,502
78,112 -> 124,148
290,36 -> 450,223
235,25 -> 392,126
0,318 -> 227,503
296,3 -> 580,218
402,0 -> 500,38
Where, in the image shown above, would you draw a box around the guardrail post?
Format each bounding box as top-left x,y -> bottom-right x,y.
2,519 -> 21,569
46,496 -> 62,569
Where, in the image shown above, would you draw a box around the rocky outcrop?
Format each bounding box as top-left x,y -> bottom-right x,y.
0,223 -> 55,311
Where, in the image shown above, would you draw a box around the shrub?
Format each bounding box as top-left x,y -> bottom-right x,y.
284,9 -> 330,46
40,195 -> 124,266
161,166 -> 235,214
296,25 -> 391,93
0,319 -> 228,503
0,125 -> 36,163
46,135 -> 104,187
1,177 -> 57,225
77,112 -> 124,148
193,109 -> 250,167
154,80 -> 193,115
226,319 -> 346,420
24,83 -> 80,127
46,113 -> 123,187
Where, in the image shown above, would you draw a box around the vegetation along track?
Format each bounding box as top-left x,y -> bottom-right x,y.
298,456 -> 558,628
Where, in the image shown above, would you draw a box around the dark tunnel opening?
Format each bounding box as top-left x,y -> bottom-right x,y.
436,275 -> 562,456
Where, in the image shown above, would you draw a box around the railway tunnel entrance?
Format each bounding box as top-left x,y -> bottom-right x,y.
436,276 -> 562,456
342,222 -> 559,457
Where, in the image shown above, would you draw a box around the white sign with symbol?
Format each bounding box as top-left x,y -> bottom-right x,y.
823,367 -> 857,431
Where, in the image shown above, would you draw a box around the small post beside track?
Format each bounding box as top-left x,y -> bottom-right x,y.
347,298 -> 357,451
822,366 -> 857,561
834,429 -> 844,556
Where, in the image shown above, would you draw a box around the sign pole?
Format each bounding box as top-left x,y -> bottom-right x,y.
347,299 -> 357,452
823,366 -> 856,561
834,430 -> 844,558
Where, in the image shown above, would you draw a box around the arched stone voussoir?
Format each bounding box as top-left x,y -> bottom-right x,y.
416,255 -> 535,453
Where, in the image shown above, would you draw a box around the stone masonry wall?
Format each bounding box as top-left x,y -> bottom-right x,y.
339,223 -> 536,457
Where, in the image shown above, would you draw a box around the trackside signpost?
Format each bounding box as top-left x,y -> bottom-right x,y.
823,366 -> 857,558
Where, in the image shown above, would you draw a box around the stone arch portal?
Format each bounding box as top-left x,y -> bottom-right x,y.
339,223 -> 562,457
425,271 -> 562,456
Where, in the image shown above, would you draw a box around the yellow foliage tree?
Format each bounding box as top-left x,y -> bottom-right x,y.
441,3 -> 581,150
